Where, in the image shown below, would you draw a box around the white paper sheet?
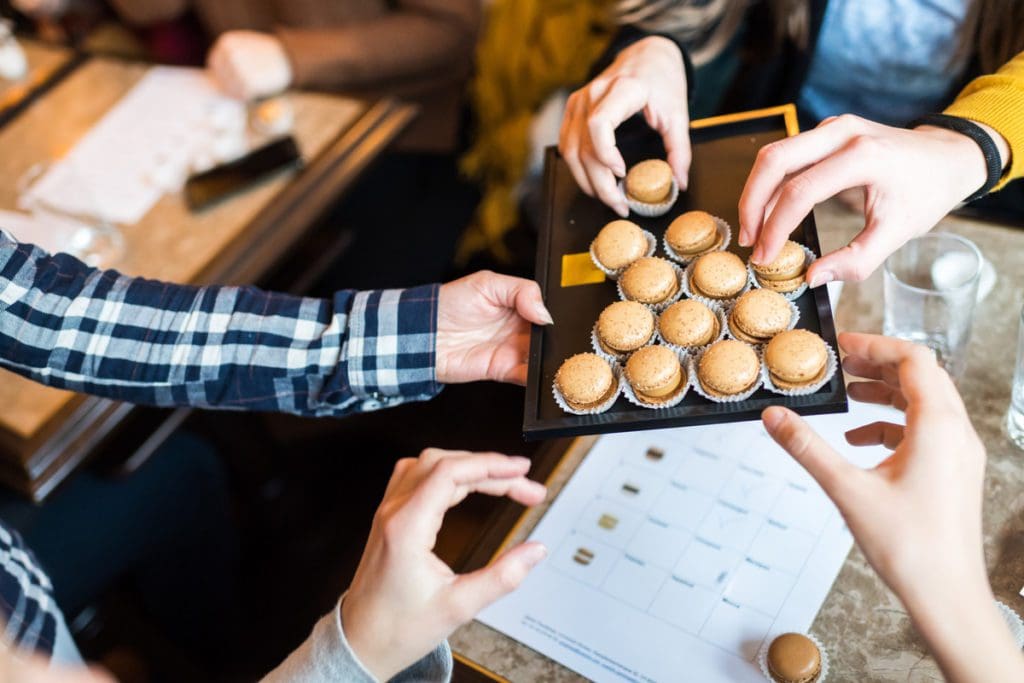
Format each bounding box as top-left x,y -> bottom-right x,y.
478,402 -> 902,683
19,67 -> 248,225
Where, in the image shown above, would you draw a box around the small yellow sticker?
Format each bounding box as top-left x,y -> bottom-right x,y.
561,253 -> 606,287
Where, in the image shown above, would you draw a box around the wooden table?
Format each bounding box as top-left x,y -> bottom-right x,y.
0,55 -> 415,500
450,199 -> 1024,682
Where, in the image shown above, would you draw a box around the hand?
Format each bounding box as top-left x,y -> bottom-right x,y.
559,36 -> 691,217
342,449 -> 548,681
762,332 -> 1024,683
11,0 -> 67,18
436,271 -> 553,386
0,653 -> 113,683
738,114 -> 1008,285
207,31 -> 292,101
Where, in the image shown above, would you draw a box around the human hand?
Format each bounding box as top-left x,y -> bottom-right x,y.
738,114 -> 1008,285
762,332 -> 1024,682
436,271 -> 553,386
341,449 -> 548,681
559,36 -> 690,217
11,0 -> 67,18
207,31 -> 292,101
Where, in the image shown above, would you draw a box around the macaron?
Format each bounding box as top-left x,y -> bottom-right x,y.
625,159 -> 673,204
752,240 -> 808,293
596,301 -> 656,356
689,251 -> 748,300
766,633 -> 822,683
554,353 -> 618,412
764,329 -> 829,390
625,345 -> 686,405
620,257 -> 680,306
727,289 -> 793,345
697,339 -> 760,398
665,211 -> 722,258
659,300 -> 720,348
592,220 -> 649,272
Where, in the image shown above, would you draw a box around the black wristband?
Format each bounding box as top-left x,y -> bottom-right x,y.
909,113 -> 1004,203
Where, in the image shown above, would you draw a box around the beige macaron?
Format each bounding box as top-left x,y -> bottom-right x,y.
697,339 -> 760,398
555,353 -> 618,411
659,300 -> 720,348
689,251 -> 748,300
620,257 -> 680,305
625,159 -> 674,204
596,301 -> 656,356
592,220 -> 649,271
625,345 -> 686,405
752,240 -> 808,293
764,329 -> 829,390
665,211 -> 722,258
727,289 -> 793,345
766,633 -> 822,683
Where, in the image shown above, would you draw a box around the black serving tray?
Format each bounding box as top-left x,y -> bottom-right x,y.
523,105 -> 847,440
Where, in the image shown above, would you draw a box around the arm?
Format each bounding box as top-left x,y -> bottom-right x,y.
262,449 -> 548,682
762,333 -> 1024,683
0,234 -> 551,416
738,51 -> 1024,284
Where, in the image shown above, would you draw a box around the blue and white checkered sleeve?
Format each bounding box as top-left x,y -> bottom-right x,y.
339,284 -> 444,411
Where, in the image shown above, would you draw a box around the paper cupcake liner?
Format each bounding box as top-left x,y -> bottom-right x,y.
551,362 -> 623,415
656,302 -> 728,354
761,340 -> 838,397
617,260 -> 685,312
723,297 -> 801,346
619,178 -> 679,217
996,601 -> 1024,649
621,346 -> 691,410
591,322 -> 656,363
589,229 -> 658,280
682,258 -> 752,308
689,343 -> 764,403
663,216 -> 732,265
748,244 -> 817,301
757,632 -> 830,683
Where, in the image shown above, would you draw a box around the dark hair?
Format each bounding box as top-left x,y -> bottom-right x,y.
956,0 -> 1024,74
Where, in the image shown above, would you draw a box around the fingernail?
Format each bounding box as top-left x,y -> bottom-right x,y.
616,204 -> 629,218
751,248 -> 764,264
525,544 -> 548,566
678,174 -> 689,191
761,407 -> 786,430
536,305 -> 554,326
512,456 -> 531,466
808,271 -> 835,288
738,230 -> 751,247
614,162 -> 626,177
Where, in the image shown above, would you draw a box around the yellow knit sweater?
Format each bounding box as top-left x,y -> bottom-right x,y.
944,50 -> 1024,190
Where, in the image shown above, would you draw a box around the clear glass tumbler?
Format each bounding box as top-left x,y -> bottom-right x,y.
1008,305 -> 1024,450
883,233 -> 982,382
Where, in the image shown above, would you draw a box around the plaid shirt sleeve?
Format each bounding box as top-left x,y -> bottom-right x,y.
0,521 -> 60,657
0,232 -> 443,417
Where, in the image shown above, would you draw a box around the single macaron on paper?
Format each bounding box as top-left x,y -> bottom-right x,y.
728,289 -> 794,345
765,633 -> 822,683
665,210 -> 723,260
764,329 -> 830,391
658,300 -> 721,349
591,219 -> 650,273
625,345 -> 686,406
688,251 -> 749,301
554,353 -> 619,413
595,301 -> 656,357
623,159 -> 677,216
751,240 -> 809,293
697,339 -> 761,399
620,257 -> 680,306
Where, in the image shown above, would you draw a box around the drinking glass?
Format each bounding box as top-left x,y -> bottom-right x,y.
883,233 -> 982,382
1008,305 -> 1024,450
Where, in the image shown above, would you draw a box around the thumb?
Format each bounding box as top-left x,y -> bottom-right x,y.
512,280 -> 553,326
762,407 -> 862,510
449,542 -> 547,621
806,227 -> 896,287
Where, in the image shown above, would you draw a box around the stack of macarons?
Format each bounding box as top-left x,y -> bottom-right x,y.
554,158 -> 835,414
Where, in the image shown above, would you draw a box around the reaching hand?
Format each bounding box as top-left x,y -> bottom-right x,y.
738,114 -> 1009,286
341,449 -> 548,681
436,271 -> 553,386
559,36 -> 691,217
207,31 -> 293,101
10,0 -> 66,18
762,332 -> 1024,683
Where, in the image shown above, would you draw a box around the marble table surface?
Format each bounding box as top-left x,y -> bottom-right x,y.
452,198 -> 1024,682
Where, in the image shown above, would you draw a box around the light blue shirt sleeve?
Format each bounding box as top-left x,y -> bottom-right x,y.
260,598 -> 453,683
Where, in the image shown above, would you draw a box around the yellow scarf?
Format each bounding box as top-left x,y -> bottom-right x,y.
458,0 -> 613,262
